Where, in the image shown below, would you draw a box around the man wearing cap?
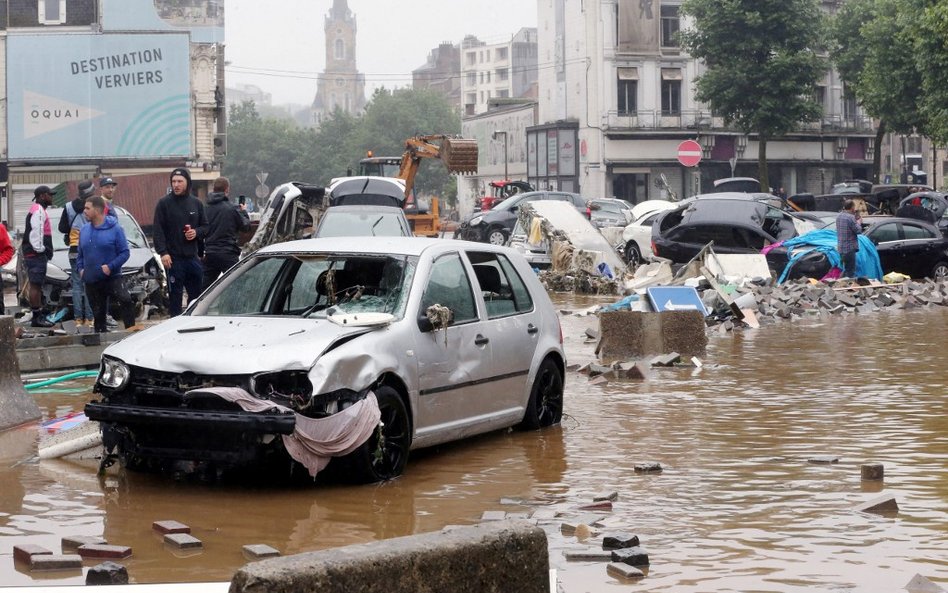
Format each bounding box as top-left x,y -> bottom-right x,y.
99,177 -> 118,207
58,180 -> 96,326
22,185 -> 55,327
153,167 -> 208,316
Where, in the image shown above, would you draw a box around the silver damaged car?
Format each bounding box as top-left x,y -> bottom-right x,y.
86,237 -> 566,483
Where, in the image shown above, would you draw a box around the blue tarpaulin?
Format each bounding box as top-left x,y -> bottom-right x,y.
775,229 -> 883,283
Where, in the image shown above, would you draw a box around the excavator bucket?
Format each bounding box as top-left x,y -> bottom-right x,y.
439,138 -> 479,174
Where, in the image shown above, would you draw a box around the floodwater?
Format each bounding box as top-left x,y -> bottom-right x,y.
2,295 -> 947,592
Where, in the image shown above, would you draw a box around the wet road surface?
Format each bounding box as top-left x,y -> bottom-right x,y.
2,295 -> 947,591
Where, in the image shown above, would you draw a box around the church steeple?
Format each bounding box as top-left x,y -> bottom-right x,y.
312,0 -> 366,125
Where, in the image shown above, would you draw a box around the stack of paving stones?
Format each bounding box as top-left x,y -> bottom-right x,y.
478,489 -> 657,584
11,520 -> 281,583
708,278 -> 948,333
569,355 -> 705,386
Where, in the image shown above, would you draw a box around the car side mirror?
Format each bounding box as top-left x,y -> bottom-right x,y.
417,313 -> 434,332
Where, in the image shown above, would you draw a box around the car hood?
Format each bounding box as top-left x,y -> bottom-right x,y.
104,315 -> 380,374
50,247 -> 156,276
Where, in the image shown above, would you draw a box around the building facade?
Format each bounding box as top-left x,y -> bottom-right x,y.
311,0 -> 365,126
1,0 -> 225,230
460,28 -> 538,117
532,0 -> 876,204
412,42 -> 462,111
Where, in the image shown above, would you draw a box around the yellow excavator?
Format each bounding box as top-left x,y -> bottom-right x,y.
359,134 -> 478,237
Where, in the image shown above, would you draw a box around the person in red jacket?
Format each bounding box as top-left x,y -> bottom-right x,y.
0,222 -> 13,313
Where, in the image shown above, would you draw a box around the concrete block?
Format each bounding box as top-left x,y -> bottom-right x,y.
164,533 -> 203,549
602,533 -> 640,550
597,311 -> 663,360
77,544 -> 132,559
230,520 -> 549,593
86,561 -> 129,585
243,544 -> 281,560
610,546 -> 649,566
13,544 -> 52,564
854,494 -> 899,515
62,535 -> 107,550
607,562 -> 645,579
861,463 -> 884,481
153,520 -> 191,534
660,311 -> 708,357
30,554 -> 82,571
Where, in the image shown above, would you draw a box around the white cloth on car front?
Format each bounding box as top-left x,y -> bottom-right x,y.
185,386 -> 381,477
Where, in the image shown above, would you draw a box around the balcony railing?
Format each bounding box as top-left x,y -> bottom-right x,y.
605,110 -> 875,133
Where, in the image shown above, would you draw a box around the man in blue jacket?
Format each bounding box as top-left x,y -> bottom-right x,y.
77,196 -> 138,333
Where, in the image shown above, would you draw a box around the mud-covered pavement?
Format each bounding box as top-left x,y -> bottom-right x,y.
2,293 -> 947,592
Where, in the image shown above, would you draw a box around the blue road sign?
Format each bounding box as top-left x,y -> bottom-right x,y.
646,286 -> 708,315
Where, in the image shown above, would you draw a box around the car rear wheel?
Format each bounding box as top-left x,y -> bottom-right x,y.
625,243 -> 642,267
486,227 -> 508,245
932,261 -> 948,280
340,386 -> 411,483
518,358 -> 563,430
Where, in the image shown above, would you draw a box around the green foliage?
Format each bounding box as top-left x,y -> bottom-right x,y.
680,0 -> 827,188
914,0 -> 948,144
222,89 -> 463,205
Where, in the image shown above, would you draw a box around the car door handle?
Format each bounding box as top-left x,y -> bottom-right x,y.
474,334 -> 489,346
527,324 -> 539,334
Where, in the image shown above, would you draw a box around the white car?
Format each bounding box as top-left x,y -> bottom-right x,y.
621,200 -> 677,266
86,237 -> 565,483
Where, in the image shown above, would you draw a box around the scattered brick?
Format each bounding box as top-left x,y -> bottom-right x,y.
611,546 -> 650,566
592,491 -> 618,503
607,562 -> 645,579
565,549 -> 613,562
30,554 -> 82,571
86,561 -> 129,585
854,494 -> 899,515
807,455 -> 840,464
602,533 -> 640,550
163,533 -> 203,549
633,462 -> 663,474
153,520 -> 190,535
242,544 -> 280,560
13,544 -> 52,564
577,500 -> 613,512
480,510 -> 506,521
62,535 -> 107,551
77,544 -> 132,559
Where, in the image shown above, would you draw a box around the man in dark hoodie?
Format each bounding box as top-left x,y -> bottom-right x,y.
58,180 -> 96,325
77,196 -> 137,333
202,176 -> 250,290
153,167 -> 208,316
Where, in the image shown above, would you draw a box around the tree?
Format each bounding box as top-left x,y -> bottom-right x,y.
831,0 -> 925,182
680,0 -> 826,190
913,0 -> 948,146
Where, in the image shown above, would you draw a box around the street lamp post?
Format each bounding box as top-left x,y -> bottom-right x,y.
492,130 -> 508,181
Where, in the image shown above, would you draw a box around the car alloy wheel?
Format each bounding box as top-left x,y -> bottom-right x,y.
625,243 -> 642,267
487,227 -> 508,245
342,386 -> 411,483
932,261 -> 948,280
518,358 -> 563,430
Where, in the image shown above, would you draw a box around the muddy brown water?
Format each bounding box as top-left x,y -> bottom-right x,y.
2,295 -> 947,591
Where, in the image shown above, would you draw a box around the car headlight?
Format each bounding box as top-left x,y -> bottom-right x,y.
470,216 -> 483,226
99,356 -> 130,389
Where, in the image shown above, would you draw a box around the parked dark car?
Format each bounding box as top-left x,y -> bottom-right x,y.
777,216 -> 948,281
456,191 -> 589,245
651,197 -> 817,264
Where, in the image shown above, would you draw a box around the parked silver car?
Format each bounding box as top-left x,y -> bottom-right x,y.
86,237 -> 565,483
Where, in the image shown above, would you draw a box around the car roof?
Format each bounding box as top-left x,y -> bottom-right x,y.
323,205 -> 406,214
255,236 -> 518,258
677,198 -> 769,224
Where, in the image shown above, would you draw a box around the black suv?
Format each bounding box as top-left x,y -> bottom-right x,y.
457,191 -> 589,245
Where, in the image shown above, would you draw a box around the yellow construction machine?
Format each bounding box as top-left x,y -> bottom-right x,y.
359,134 -> 478,237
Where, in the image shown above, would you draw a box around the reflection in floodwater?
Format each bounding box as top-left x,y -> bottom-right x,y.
0,298 -> 946,591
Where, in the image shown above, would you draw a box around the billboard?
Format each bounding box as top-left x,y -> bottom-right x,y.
103,0 -> 224,44
7,33 -> 192,160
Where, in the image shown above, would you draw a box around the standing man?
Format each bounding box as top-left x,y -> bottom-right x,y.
22,186 -> 55,327
153,167 -> 208,316
0,222 -> 13,313
77,196 -> 137,333
58,180 -> 96,326
836,199 -> 862,278
202,176 -> 250,290
99,176 -> 118,217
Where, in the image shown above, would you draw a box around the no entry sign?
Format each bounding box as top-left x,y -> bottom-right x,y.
677,139 -> 703,167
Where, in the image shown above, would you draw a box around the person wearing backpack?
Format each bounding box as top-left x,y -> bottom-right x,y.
58,180 -> 96,326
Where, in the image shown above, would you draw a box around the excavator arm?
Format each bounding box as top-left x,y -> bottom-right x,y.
396,134 -> 478,199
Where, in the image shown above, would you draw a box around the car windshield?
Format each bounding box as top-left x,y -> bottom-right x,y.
49,207 -> 147,250
493,194 -> 527,211
197,253 -> 417,319
317,210 -> 407,237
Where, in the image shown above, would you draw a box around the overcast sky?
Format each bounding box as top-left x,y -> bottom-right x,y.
224,0 -> 539,106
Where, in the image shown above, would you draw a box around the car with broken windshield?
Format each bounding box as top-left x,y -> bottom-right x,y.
85,237 -> 565,483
